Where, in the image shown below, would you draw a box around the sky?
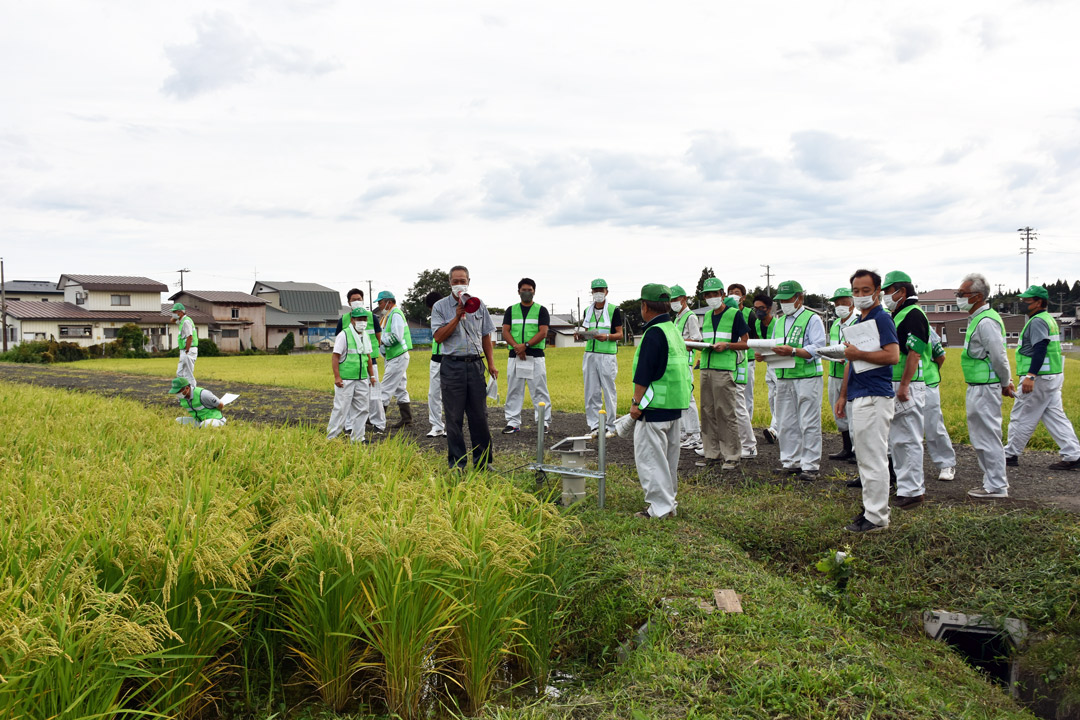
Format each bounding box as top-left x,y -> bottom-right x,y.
3,0 -> 1080,315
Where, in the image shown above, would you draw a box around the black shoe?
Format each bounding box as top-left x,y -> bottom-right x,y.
501,425 -> 519,434
1048,458 -> 1080,471
846,475 -> 862,488
894,494 -> 924,509
775,465 -> 800,475
845,517 -> 886,533
829,431 -> 855,460
370,426 -> 385,435
762,428 -> 777,444
1005,454 -> 1019,467
797,471 -> 819,482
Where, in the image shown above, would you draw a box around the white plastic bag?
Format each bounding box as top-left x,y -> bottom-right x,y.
486,376 -> 499,403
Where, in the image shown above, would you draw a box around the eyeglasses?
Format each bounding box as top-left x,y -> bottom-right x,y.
955,290 -> 976,297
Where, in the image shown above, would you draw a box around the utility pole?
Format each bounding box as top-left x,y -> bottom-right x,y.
577,296 -> 582,327
1018,227 -> 1036,288
176,268 -> 190,293
1,257 -> 7,352
365,280 -> 374,311
760,264 -> 772,295
996,283 -> 1005,296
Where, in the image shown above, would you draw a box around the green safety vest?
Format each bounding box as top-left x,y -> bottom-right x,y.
431,338 -> 442,357
179,315 -> 198,348
891,304 -> 932,383
510,303 -> 546,349
632,321 -> 691,410
961,308 -> 1006,384
827,317 -> 852,379
768,308 -> 823,379
924,339 -> 944,388
341,309 -> 379,355
180,387 -> 222,422
339,325 -> 370,381
383,306 -> 413,359
699,307 -> 739,372
674,310 -> 696,367
1017,312 -> 1063,376
584,303 -> 617,354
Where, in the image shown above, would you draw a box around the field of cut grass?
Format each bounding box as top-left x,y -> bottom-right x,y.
65,348 -> 1080,450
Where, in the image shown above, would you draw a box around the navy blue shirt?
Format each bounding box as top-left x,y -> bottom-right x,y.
846,304 -> 899,401
633,313 -> 683,423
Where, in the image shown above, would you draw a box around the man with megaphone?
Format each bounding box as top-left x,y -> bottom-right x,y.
431,265 -> 499,471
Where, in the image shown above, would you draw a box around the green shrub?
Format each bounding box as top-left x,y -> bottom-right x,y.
0,339 -> 89,363
0,340 -> 50,363
276,331 -> 295,355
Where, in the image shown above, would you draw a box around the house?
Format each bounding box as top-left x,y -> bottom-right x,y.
3,274 -> 212,351
252,281 -> 342,348
168,290 -> 268,352
1,280 -> 64,303
938,313 -> 1028,348
917,289 -> 961,315
547,313 -> 586,348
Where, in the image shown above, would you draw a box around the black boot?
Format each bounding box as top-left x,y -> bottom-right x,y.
829,431 -> 856,461
390,401 -> 413,429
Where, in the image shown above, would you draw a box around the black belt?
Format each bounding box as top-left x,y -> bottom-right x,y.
443,355 -> 483,362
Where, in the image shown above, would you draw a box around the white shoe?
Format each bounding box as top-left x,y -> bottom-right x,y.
967,487 -> 1008,499
694,447 -> 705,457
937,466 -> 955,481
741,449 -> 758,459
589,429 -> 599,439
426,429 -> 446,438
680,437 -> 696,449
605,431 -> 616,439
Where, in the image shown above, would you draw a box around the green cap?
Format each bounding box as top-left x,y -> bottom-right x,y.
830,287 -> 853,300
882,271 -> 912,289
723,296 -> 739,308
702,277 -> 725,293
639,283 -> 672,302
773,280 -> 803,300
590,278 -> 608,290
170,302 -> 185,312
376,290 -> 394,302
1018,285 -> 1049,301
669,284 -> 687,298
168,377 -> 190,394
350,307 -> 368,318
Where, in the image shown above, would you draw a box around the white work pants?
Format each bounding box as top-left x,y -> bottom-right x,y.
828,374 -> 849,432
634,418 -> 680,518
176,416 -> 225,428
368,362 -> 386,430
504,356 -> 552,428
328,378 -> 370,442
583,352 -> 618,431
1004,373 -> 1080,461
966,384 -> 1008,493
428,360 -> 445,432
765,365 -> 779,435
734,380 -> 757,455
679,368 -> 701,443
381,353 -> 410,405
923,385 -> 956,469
775,376 -> 823,472
176,347 -> 197,387
744,361 -> 755,420
889,382 -> 926,498
850,395 -> 895,528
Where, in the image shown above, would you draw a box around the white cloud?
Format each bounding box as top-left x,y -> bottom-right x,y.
890,25 -> 941,63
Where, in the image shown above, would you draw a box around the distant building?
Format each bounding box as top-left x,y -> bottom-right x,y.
169,290 -> 268,352
547,313 -> 585,348
1,280 -> 64,303
252,281 -> 342,347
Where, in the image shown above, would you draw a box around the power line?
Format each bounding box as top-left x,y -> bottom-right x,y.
176,268 -> 190,293
1018,227 -> 1036,288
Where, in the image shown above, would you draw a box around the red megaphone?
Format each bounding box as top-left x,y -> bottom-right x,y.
459,293 -> 482,313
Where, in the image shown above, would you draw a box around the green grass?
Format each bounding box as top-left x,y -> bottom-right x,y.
61,347 -> 1080,451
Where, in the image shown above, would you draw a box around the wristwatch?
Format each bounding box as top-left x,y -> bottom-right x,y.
631,399 -> 640,406
1025,374 -> 1036,381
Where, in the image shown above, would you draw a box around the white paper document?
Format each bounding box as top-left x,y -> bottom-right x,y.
763,354 -> 797,369
747,339 -> 780,349
815,343 -> 848,362
580,329 -> 600,339
840,321 -> 885,374
220,393 -> 239,405
515,357 -> 535,379
684,340 -> 712,350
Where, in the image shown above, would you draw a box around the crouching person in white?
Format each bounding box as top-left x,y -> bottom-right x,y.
631,284 -> 691,520
170,377 -> 226,428
327,308 -> 375,442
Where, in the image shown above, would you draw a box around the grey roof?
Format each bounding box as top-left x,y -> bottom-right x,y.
1,280 -> 64,295
265,306 -> 312,327
3,301 -> 142,321
252,281 -> 341,315
59,274 -> 169,292
169,290 -> 267,305
549,313 -> 576,327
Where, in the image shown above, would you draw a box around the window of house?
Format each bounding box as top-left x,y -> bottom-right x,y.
75,293 -> 86,305
8,297 -> 20,302
230,308 -> 240,319
111,295 -> 131,306
222,329 -> 240,338
104,328 -> 119,339
59,326 -> 92,337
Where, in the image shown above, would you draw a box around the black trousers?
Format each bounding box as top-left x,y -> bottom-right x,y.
440,357 -> 492,469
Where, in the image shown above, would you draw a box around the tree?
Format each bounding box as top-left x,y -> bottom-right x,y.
403,268 -> 452,324
618,298 -> 643,336
277,331 -> 295,355
694,267 -> 716,309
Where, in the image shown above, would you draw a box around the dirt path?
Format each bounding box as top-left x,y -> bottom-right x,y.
3,363 -> 1078,512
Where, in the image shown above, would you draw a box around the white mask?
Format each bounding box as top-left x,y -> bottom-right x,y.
352,321 -> 367,332
853,294 -> 876,310
835,306 -> 851,319
957,296 -> 973,312
592,292 -> 606,304
452,284 -> 469,298
705,297 -> 724,310
670,301 -> 682,313
780,302 -> 797,317
882,291 -> 899,312
350,300 -> 363,309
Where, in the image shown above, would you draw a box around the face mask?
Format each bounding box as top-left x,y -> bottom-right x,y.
353,321 -> 367,333
853,294 -> 876,310
452,284 -> 469,298
835,306 -> 851,319
956,296 -> 973,312
754,307 -> 768,319
592,292 -> 606,304
350,300 -> 363,309
883,291 -> 900,312
670,300 -> 683,313
170,313 -> 179,320
780,302 -> 797,317
519,291 -> 534,303
706,297 -> 724,310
